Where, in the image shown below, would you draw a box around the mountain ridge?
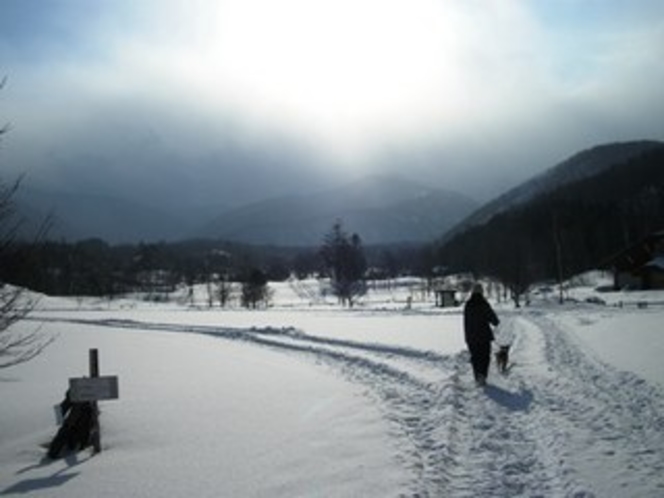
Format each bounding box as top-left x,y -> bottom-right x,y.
444,140 -> 663,242
197,174 -> 477,245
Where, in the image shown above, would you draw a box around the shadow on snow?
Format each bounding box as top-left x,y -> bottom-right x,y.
484,384 -> 533,412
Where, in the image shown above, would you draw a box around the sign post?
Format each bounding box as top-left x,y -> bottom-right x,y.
68,349 -> 119,454
89,349 -> 101,454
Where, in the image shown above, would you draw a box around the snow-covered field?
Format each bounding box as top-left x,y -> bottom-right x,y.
2,277 -> 664,497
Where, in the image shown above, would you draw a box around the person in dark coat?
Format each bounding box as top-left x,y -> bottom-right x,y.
463,283 -> 499,386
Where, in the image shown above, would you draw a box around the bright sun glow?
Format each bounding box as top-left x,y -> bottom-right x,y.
182,0 -> 464,156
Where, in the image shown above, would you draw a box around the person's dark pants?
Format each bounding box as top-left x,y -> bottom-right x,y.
469,342 -> 491,380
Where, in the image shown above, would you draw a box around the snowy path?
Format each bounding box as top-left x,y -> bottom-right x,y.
36,313 -> 664,497
513,312 -> 664,497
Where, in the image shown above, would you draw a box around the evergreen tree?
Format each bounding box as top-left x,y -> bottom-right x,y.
241,268 -> 269,309
320,221 -> 367,307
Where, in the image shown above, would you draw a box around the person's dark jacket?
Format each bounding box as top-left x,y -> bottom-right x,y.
463,293 -> 499,347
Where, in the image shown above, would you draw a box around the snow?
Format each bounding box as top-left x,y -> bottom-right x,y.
2,277 -> 664,496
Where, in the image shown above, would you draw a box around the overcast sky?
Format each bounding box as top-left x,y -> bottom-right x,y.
1,0 -> 663,207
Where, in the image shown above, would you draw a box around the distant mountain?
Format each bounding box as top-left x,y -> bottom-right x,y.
198,174 -> 478,246
444,140 -> 663,241
15,175 -> 475,246
438,140 -> 664,284
15,187 -> 204,243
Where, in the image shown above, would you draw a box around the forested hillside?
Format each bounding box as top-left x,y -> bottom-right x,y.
437,144 -> 664,296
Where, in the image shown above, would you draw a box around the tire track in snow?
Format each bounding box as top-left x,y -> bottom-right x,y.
431,315 -> 578,498
255,313 -> 664,497
34,316 -> 469,494
438,311 -> 664,497
34,314 -> 664,496
520,311 -> 664,497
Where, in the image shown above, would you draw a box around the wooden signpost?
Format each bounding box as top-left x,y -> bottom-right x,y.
68,349 -> 119,454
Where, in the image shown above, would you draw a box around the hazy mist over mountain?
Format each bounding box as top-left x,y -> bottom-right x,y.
15,174 -> 477,244
198,174 -> 478,245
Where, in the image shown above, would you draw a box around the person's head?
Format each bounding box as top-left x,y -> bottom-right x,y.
472,283 -> 484,296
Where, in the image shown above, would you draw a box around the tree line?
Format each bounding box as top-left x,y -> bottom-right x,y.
436,146 -> 664,304
0,222 -> 435,303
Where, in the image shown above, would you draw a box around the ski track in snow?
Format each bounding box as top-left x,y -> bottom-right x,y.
35,313 -> 664,497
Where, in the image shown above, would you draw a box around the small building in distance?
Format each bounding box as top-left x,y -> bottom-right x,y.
434,288 -> 459,308
602,230 -> 664,290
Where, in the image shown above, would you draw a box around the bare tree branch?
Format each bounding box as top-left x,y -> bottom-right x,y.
0,76 -> 9,138
0,282 -> 53,369
0,79 -> 53,368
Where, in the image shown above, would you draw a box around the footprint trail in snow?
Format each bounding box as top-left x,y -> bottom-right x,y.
42,313 -> 664,496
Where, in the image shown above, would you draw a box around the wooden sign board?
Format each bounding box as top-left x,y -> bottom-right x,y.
69,376 -> 119,402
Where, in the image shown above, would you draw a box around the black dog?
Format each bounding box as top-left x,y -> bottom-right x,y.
495,345 -> 511,374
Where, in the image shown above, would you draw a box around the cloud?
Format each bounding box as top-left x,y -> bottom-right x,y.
2,0 -> 663,203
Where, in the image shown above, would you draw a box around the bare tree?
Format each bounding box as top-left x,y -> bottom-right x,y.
0,80 -> 53,368
217,275 -> 235,308
0,178 -> 53,368
0,286 -> 50,368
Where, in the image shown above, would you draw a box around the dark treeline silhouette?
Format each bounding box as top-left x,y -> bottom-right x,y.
1,236 -> 430,298
436,146 -> 664,303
